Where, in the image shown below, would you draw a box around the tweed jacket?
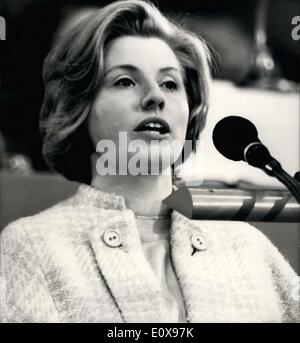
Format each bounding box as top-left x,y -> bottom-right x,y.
0,184 -> 299,323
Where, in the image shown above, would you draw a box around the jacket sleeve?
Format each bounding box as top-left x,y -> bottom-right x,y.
0,221 -> 60,323
255,228 -> 300,323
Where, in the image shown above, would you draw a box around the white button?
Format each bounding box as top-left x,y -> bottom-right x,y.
103,230 -> 122,248
190,233 -> 207,251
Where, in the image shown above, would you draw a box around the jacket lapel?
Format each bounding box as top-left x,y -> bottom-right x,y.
171,212 -> 216,322
87,209 -> 170,323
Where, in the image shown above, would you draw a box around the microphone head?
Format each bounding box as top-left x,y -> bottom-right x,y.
212,116 -> 259,161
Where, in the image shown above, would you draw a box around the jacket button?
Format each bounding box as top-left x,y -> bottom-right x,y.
103,230 -> 122,248
190,233 -> 207,251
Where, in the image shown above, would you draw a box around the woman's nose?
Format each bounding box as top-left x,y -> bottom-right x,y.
141,85 -> 165,112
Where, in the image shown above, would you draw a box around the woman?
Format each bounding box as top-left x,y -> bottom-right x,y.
0,0 -> 299,323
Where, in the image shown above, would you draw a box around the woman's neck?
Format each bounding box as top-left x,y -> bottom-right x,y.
91,171 -> 172,217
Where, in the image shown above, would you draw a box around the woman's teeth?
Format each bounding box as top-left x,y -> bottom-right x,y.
140,123 -> 168,134
147,123 -> 162,128
134,118 -> 170,135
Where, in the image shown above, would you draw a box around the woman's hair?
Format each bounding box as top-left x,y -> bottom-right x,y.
40,0 -> 212,184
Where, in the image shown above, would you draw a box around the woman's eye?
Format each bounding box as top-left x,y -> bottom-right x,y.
114,78 -> 135,87
162,80 -> 178,91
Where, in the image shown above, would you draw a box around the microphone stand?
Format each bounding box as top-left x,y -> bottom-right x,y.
263,161 -> 300,204
244,142 -> 300,204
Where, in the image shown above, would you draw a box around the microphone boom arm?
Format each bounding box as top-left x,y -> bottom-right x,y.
264,160 -> 300,204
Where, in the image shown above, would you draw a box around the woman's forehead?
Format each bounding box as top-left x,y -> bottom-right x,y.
103,36 -> 183,74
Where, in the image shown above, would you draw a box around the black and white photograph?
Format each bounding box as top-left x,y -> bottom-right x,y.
0,0 -> 299,325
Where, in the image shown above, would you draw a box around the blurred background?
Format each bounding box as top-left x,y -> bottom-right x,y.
0,0 -> 299,271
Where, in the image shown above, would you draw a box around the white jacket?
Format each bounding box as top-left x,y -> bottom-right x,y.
0,184 -> 299,323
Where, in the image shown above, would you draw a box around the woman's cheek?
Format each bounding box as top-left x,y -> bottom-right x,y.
175,101 -> 189,130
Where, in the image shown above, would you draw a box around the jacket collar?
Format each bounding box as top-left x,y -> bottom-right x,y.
74,183 -> 196,229
74,184 -> 127,210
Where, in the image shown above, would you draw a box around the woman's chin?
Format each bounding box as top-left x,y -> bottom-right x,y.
125,152 -> 172,176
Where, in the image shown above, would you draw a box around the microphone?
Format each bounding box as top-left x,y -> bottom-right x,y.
163,115 -> 300,221
212,116 -> 300,204
212,116 -> 277,174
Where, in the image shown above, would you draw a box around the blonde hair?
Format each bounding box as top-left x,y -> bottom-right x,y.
40,0 -> 212,183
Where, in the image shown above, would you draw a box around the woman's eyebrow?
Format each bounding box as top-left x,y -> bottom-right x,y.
104,64 -> 138,76
104,64 -> 181,76
159,66 -> 181,74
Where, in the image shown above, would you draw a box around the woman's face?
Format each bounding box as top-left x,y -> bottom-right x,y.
89,36 -> 189,174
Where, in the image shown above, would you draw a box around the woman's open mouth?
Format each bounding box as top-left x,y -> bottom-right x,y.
134,117 -> 170,139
